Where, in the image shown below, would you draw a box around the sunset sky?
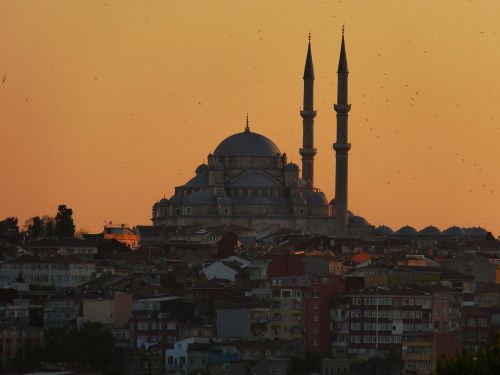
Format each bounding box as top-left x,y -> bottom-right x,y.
0,0 -> 499,235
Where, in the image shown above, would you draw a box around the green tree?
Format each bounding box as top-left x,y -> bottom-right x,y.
54,205 -> 75,238
43,216 -> 56,238
12,323 -> 125,374
25,216 -> 44,241
0,216 -> 20,243
436,340 -> 500,375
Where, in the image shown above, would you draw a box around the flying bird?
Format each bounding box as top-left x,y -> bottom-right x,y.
1,75 -> 6,84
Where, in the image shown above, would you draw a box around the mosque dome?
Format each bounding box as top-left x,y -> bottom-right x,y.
195,164 -> 208,174
395,225 -> 418,236
302,190 -> 328,205
443,226 -> 466,237
187,190 -> 217,205
284,163 -> 300,172
349,215 -> 369,226
419,225 -> 442,236
158,198 -> 169,206
214,130 -> 280,157
374,225 -> 394,237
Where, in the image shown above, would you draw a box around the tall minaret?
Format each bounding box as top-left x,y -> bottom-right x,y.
333,28 -> 351,237
299,34 -> 317,189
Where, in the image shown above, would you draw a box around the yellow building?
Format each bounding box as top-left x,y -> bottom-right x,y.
104,225 -> 139,249
402,334 -> 434,375
270,288 -> 304,341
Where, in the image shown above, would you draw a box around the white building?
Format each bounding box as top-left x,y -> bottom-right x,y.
200,262 -> 240,282
165,337 -> 210,373
0,254 -> 95,289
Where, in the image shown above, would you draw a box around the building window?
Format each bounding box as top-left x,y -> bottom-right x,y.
313,303 -> 318,310
224,208 -> 229,214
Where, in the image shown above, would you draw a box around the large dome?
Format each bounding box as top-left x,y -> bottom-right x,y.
214,130 -> 280,157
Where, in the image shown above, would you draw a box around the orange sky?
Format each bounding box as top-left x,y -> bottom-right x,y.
0,0 -> 499,236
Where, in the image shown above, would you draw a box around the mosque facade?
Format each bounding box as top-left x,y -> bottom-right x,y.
152,33 -> 370,236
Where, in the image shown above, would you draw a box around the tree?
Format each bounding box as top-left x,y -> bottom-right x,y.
11,323 -> 126,374
54,205 -> 75,238
0,217 -> 20,243
436,339 -> 500,375
24,215 -> 56,240
25,216 -> 44,241
43,216 -> 56,238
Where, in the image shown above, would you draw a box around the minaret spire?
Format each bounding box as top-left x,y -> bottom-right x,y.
333,28 -> 351,237
338,27 -> 348,73
299,34 -> 317,188
245,113 -> 250,132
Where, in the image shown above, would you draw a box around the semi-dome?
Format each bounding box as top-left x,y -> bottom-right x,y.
169,194 -> 183,205
187,190 -> 216,205
443,226 -> 466,237
214,130 -> 280,157
284,163 -> 300,172
185,174 -> 208,187
395,225 -> 418,236
375,225 -> 394,237
419,225 -> 442,236
229,172 -> 275,187
302,190 -> 328,205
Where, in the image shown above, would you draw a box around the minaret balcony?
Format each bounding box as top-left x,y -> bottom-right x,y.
333,143 -> 351,152
300,110 -> 317,118
333,104 -> 351,113
299,148 -> 317,157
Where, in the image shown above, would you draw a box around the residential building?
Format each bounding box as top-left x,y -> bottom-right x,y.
0,254 -> 95,289
267,253 -> 343,354
82,292 -> 132,328
331,287 -> 432,358
103,225 -> 139,250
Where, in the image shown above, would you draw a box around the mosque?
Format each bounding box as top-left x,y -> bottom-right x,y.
151,32 -> 370,237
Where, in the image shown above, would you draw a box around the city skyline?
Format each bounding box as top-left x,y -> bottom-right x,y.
0,1 -> 499,235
